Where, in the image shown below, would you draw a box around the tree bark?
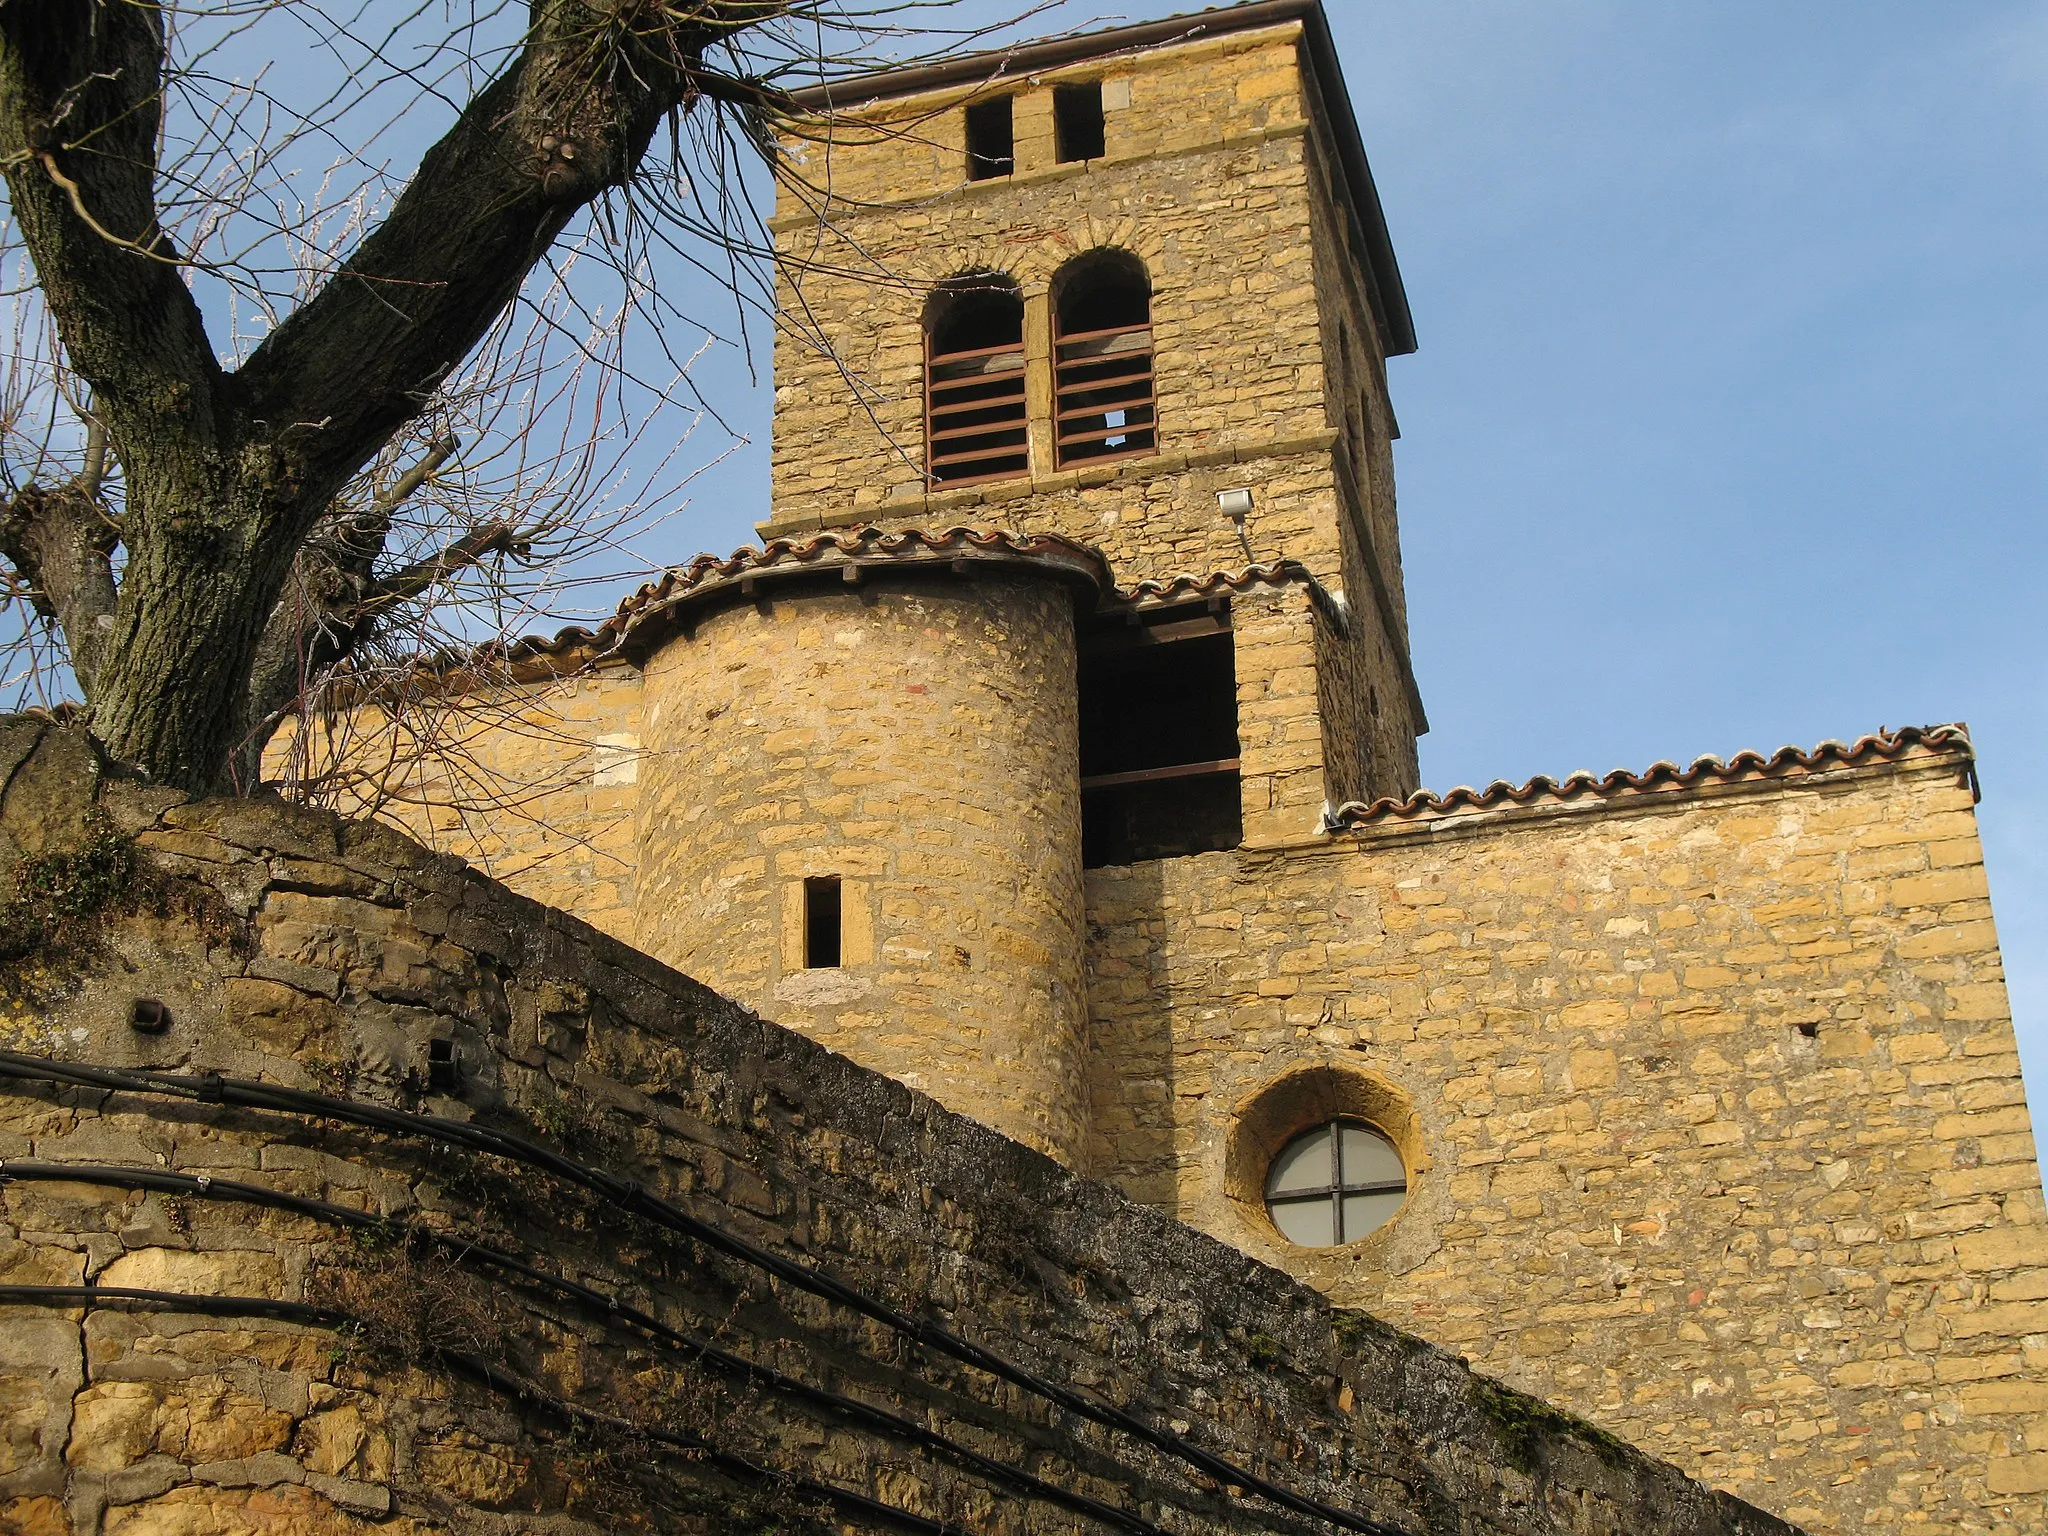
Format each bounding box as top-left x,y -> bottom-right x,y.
0,0 -> 778,790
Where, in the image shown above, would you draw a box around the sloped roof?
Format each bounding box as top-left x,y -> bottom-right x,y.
607,524 -> 1109,658
1121,560 -> 1318,607
485,525 -> 1321,675
1328,725 -> 1977,829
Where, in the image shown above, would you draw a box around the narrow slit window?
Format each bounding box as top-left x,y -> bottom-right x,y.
965,96 -> 1014,180
427,1037 -> 459,1094
1053,251 -> 1155,468
1053,81 -> 1105,163
926,274 -> 1028,485
804,876 -> 842,969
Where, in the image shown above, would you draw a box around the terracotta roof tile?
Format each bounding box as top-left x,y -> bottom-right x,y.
485,527 -> 1326,673
1121,560 -> 1318,607
606,524 -> 1113,657
1327,725 -> 1976,830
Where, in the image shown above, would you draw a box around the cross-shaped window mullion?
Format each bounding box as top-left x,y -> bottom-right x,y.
1263,1119 -> 1409,1249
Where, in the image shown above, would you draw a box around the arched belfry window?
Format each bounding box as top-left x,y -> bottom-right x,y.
925,274 -> 1028,485
1053,251 -> 1156,468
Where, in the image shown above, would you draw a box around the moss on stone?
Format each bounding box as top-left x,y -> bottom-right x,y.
1470,1373 -> 1634,1472
1333,1307 -> 1633,1473
0,807 -> 134,964
1240,1330 -> 1288,1369
1332,1308 -> 1401,1355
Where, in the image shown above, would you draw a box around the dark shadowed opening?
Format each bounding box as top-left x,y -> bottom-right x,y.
1054,81 -> 1105,162
1079,600 -> 1241,866
804,876 -> 842,969
1053,250 -> 1155,467
427,1037 -> 459,1093
965,95 -> 1014,180
926,273 -> 1028,485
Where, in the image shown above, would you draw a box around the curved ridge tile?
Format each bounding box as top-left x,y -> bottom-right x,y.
479,529 -> 1332,671
1328,725 -> 1975,828
1118,559 -> 1316,604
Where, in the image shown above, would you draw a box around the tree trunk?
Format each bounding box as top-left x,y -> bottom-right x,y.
0,0 -> 775,791
88,476 -> 306,793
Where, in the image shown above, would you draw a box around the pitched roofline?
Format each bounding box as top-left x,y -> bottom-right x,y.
438,527 -> 1332,684
1326,726 -> 1979,831
785,0 -> 1417,357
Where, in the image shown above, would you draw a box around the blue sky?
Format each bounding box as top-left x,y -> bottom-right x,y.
659,1 -> 2048,1097
1336,0 -> 2048,1102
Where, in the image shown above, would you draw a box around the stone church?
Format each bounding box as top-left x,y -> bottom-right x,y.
262,2 -> 2040,1531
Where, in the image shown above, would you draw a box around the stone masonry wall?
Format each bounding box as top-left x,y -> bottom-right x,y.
269,669 -> 645,947
767,26 -> 1336,526
0,718 -> 1797,1536
1300,67 -> 1407,647
632,574 -> 1092,1165
764,19 -> 1423,804
1304,112 -> 1424,796
1081,739 -> 2043,1536
1231,585 -> 1342,843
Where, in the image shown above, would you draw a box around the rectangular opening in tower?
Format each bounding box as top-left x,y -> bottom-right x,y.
804,876 -> 843,968
927,296 -> 1029,485
1079,602 -> 1242,867
965,95 -> 1014,180
1054,81 -> 1105,163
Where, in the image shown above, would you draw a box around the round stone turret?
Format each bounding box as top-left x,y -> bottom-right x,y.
625,526 -> 1105,1165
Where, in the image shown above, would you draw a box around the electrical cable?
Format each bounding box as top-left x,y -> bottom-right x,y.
0,1050 -> 1405,1536
0,1158 -> 1171,1536
0,1283 -> 964,1536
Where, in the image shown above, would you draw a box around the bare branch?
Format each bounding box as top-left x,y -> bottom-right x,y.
0,474 -> 117,694
0,0 -> 228,460
235,2 -> 758,513
372,434 -> 459,519
77,413 -> 106,499
361,522 -> 521,613
0,0 -> 1059,791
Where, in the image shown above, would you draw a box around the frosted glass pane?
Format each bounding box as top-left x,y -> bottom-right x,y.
1339,1123 -> 1404,1187
1269,1195 -> 1336,1247
1341,1190 -> 1405,1241
1266,1126 -> 1334,1195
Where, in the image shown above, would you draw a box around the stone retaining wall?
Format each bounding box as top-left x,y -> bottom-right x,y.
0,718 -> 1792,1536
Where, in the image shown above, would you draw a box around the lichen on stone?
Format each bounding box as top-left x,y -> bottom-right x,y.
0,806 -> 134,964
1469,1373 -> 1634,1473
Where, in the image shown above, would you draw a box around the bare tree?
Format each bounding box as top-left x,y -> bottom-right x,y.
0,0 -> 1047,794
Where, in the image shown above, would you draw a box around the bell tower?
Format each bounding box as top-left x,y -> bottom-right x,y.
764,0 -> 1426,832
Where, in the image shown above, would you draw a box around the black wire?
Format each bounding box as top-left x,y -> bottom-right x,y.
0,1050 -> 1406,1536
439,1342 -> 973,1536
0,1159 -> 1169,1536
0,1283 -> 963,1536
0,1282 -> 347,1325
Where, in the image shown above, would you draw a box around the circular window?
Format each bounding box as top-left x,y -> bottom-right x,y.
1263,1118 -> 1407,1248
